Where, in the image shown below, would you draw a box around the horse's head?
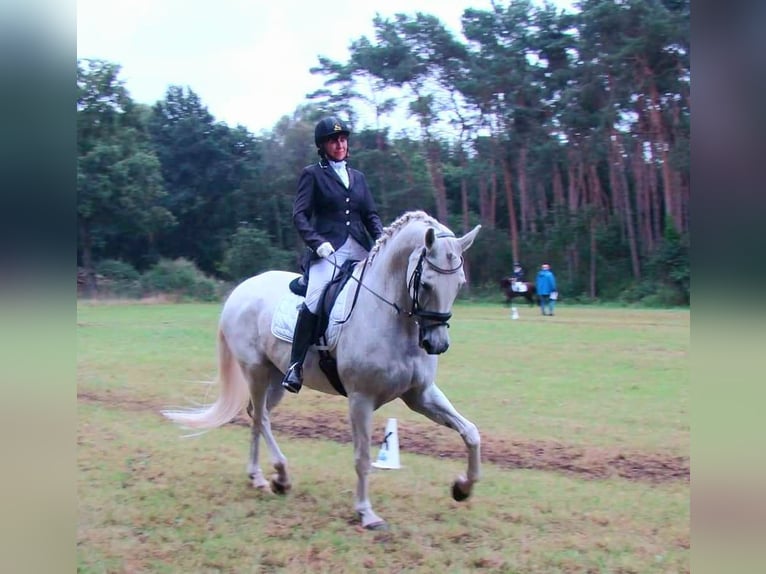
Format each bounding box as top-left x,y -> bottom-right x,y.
406,224 -> 481,354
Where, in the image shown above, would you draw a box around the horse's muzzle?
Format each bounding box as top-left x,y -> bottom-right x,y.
420,337 -> 449,354
415,311 -> 452,355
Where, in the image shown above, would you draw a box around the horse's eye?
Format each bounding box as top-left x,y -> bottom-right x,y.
421,282 -> 432,291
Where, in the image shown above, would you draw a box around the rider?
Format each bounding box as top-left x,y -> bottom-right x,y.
512,262 -> 525,282
511,261 -> 526,292
282,116 -> 384,394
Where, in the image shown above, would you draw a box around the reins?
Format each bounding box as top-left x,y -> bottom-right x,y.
324,255 -> 400,323
325,231 -> 464,331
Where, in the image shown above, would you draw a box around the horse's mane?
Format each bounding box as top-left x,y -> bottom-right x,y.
368,211 -> 443,263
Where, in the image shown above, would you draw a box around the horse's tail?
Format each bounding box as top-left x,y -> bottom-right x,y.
162,328 -> 251,429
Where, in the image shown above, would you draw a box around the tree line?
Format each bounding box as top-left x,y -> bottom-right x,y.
77,0 -> 689,305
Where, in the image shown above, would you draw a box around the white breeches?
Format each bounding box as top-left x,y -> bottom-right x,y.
305,236 -> 368,313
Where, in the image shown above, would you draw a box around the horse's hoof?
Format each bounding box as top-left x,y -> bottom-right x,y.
270,479 -> 291,495
248,473 -> 270,491
365,520 -> 389,531
452,481 -> 470,502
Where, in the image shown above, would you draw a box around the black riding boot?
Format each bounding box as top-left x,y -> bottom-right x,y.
281,303 -> 319,394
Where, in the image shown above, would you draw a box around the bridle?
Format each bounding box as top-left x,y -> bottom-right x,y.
407,245 -> 464,334
326,233 -> 463,336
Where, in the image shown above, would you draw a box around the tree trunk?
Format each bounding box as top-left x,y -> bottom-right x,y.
478,172 -> 489,225
459,154 -> 473,291
425,141 -> 448,223
566,150 -> 583,287
461,182 -> 469,233
500,154 -> 520,264
646,74 -> 681,233
567,148 -> 584,213
619,153 -> 641,281
608,139 -> 626,241
552,164 -> 565,225
489,162 -> 497,229
78,219 -> 97,297
589,220 -> 597,298
632,138 -> 652,255
609,131 -> 641,279
670,97 -> 687,233
648,145 -> 662,246
534,183 -> 546,234
517,144 -> 530,236
585,163 -> 603,296
460,153 -> 469,234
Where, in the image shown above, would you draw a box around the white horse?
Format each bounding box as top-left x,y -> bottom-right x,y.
163,211 -> 482,530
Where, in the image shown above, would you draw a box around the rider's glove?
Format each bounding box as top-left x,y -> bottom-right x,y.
316,242 -> 335,259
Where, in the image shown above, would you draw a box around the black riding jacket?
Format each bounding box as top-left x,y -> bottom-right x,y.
293,160 -> 384,258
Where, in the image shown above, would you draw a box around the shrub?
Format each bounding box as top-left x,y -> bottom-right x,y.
220,225 -> 295,283
94,259 -> 142,297
618,280 -> 687,308
141,258 -> 220,302
618,281 -> 657,305
640,284 -> 687,307
96,259 -> 140,282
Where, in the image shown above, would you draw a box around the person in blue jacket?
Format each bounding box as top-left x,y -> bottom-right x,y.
282,116 -> 384,394
535,263 -> 558,316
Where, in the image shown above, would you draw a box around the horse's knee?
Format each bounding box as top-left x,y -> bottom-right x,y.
462,423 -> 480,449
355,456 -> 371,476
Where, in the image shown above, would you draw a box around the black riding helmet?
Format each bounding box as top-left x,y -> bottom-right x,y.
314,116 -> 351,148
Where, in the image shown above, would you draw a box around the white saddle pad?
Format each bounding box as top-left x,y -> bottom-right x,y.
271,283 -> 352,351
512,283 -> 528,293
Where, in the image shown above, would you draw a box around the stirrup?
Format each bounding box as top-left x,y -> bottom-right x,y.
281,363 -> 302,394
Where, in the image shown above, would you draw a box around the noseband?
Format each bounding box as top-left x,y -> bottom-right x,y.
408,246 -> 464,335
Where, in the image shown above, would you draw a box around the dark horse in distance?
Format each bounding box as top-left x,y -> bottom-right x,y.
500,277 -> 538,306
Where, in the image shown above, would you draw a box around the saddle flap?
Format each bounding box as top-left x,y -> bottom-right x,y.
271,265 -> 358,350
316,259 -> 359,338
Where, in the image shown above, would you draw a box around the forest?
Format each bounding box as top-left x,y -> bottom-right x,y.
77,0 -> 689,305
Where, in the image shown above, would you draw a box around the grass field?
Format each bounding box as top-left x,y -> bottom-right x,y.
77,301 -> 689,573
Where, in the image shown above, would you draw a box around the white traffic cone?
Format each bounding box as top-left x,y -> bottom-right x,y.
371,418 -> 401,470
511,306 -> 519,320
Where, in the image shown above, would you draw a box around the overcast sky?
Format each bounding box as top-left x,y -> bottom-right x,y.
77,0 -> 573,134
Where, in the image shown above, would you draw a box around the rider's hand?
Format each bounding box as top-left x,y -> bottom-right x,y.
317,242 -> 335,259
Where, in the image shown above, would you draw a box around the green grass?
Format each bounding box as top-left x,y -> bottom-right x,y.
439,303 -> 689,453
77,300 -> 689,573
77,301 -> 689,453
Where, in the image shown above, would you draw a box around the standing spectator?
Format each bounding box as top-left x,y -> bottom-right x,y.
536,263 -> 558,316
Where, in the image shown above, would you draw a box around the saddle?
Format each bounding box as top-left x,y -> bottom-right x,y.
287,259 -> 360,397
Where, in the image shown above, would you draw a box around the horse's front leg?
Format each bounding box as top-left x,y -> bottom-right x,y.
348,393 -> 387,530
401,383 -> 481,501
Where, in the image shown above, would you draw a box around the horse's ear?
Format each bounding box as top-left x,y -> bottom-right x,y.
458,224 -> 481,252
425,227 -> 436,249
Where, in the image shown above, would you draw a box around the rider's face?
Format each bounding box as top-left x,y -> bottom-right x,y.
323,134 -> 348,161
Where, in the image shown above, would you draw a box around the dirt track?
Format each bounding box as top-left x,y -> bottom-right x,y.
79,392 -> 688,484
234,412 -> 688,484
